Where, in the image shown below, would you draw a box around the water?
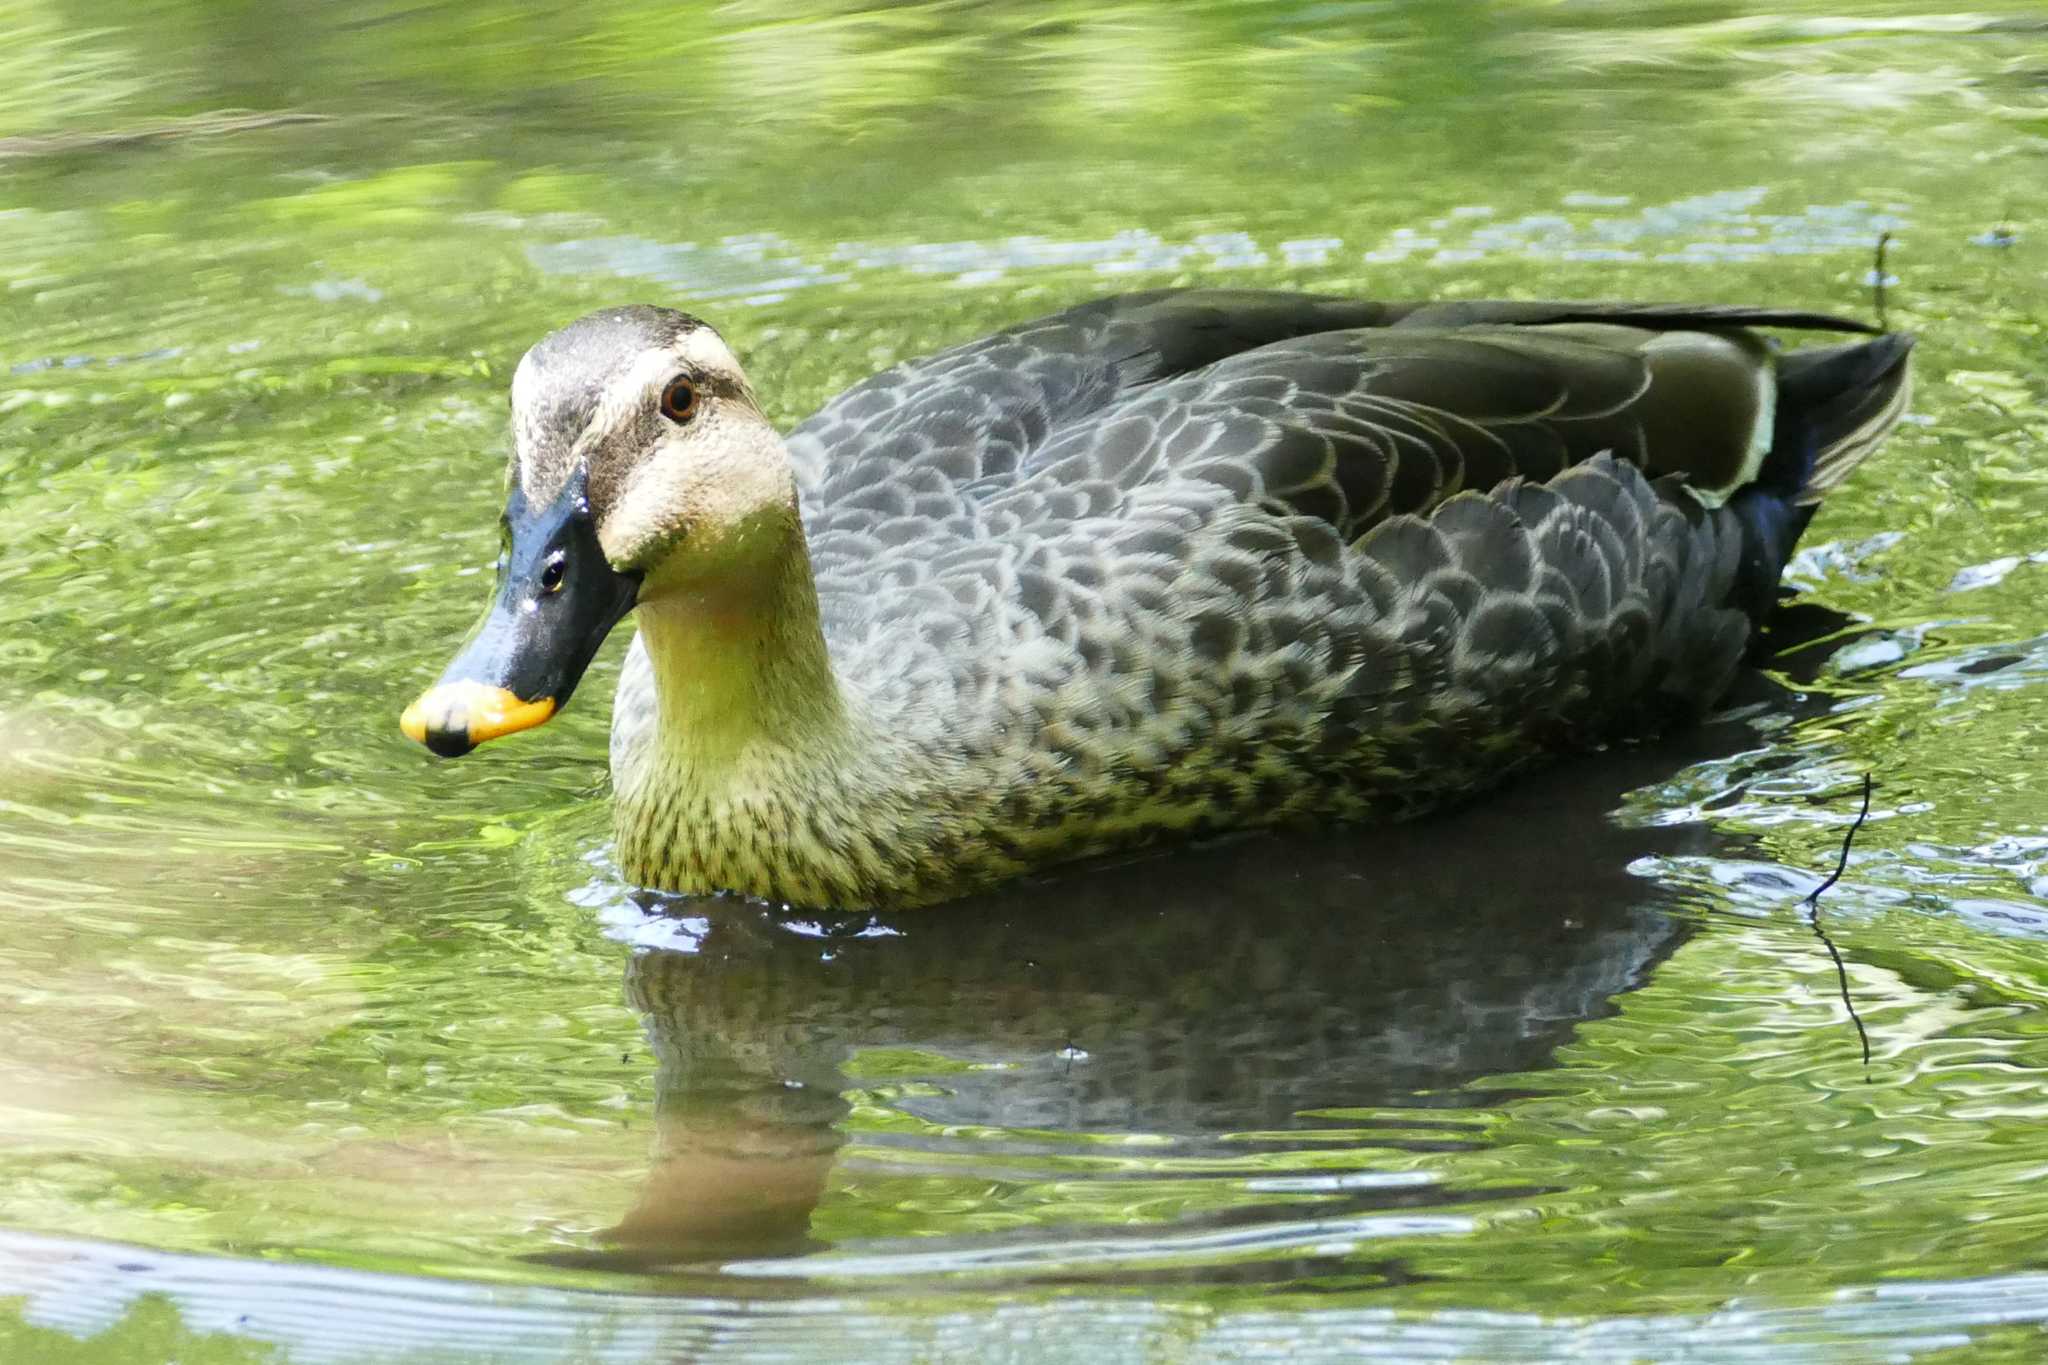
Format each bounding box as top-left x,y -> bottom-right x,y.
2,1 -> 2046,1359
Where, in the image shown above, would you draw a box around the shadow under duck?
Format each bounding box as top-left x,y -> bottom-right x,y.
577,743 -> 1716,1267
400,289 -> 1913,910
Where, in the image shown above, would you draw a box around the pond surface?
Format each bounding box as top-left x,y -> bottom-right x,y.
3,1 -> 2048,1360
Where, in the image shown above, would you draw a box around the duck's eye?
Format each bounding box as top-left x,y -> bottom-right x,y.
659,376 -> 699,425
539,556 -> 566,593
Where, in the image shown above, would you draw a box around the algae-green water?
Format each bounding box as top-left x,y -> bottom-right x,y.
3,2 -> 2047,1360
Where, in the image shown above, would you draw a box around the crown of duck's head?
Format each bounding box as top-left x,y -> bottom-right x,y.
401,306 -> 799,758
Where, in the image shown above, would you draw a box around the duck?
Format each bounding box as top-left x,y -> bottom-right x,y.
399,288 -> 1913,910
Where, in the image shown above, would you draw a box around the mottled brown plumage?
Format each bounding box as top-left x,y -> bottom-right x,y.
416,289 -> 1914,910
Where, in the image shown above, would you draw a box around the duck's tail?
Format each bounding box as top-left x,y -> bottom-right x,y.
1770,331 -> 1917,508
1726,331 -> 1915,621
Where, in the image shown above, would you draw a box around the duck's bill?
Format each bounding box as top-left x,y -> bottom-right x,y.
400,477 -> 639,759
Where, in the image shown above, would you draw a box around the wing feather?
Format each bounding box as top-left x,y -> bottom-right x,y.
786,289 -> 1864,530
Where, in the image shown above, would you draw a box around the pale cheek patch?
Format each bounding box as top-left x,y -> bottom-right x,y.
597,433 -> 695,568
597,407 -> 789,571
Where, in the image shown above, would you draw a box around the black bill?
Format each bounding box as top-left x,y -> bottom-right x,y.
400,472 -> 639,758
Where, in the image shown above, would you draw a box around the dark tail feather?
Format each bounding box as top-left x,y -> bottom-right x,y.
1727,332 -> 1914,625
1765,331 -> 1916,506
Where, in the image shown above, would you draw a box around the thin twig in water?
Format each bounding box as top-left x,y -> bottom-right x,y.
1804,773 -> 1874,1075
1871,233 -> 1893,333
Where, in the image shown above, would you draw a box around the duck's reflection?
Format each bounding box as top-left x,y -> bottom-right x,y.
572,714 -> 1790,1271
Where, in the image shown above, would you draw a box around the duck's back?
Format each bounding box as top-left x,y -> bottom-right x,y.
667,290 -> 1911,899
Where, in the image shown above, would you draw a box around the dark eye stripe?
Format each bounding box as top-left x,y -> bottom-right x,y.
659,368 -> 748,404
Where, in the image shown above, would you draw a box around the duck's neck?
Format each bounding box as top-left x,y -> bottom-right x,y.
614,510 -> 984,908
633,523 -> 847,775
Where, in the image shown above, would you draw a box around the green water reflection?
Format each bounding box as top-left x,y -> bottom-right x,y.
3,0 -> 2048,1359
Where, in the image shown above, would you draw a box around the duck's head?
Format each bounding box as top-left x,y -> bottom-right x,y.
401,306 -> 792,757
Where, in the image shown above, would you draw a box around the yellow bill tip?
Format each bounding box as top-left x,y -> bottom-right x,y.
400,681 -> 557,754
